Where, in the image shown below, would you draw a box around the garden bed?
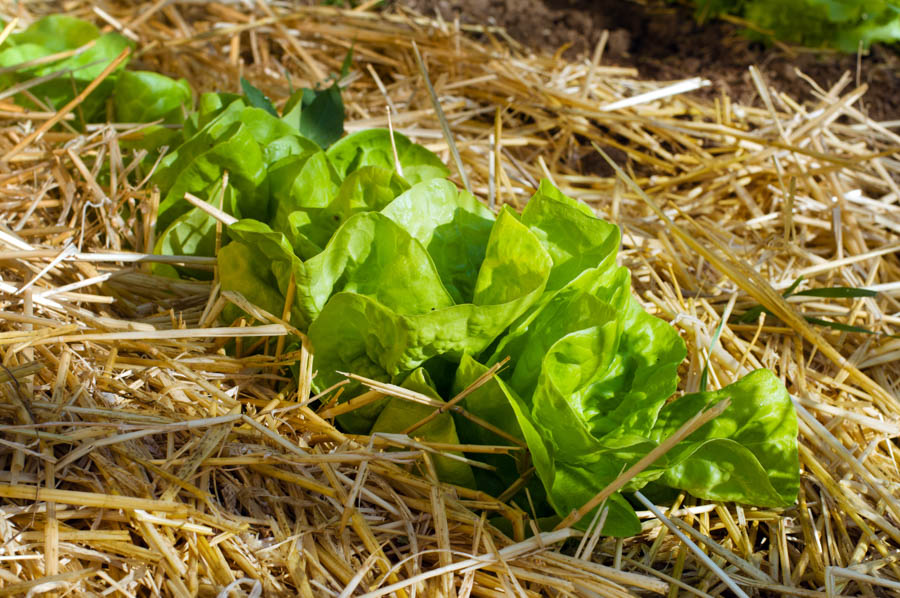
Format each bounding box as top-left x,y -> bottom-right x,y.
0,1 -> 898,596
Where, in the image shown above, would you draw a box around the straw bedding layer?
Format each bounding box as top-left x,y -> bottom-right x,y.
0,1 -> 898,596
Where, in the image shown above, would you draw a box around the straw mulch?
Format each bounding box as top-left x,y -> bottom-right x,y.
1,1 -> 898,596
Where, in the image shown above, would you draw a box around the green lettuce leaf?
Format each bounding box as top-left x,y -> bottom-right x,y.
282,84 -> 345,149
155,105 -> 320,235
152,98 -> 248,195
310,166 -> 410,248
521,179 -> 620,292
240,77 -> 278,117
156,121 -> 266,235
218,241 -> 292,324
236,107 -> 320,165
114,70 -> 191,123
266,152 -> 341,258
114,70 -> 192,150
153,207 -> 217,279
309,208 -> 551,430
498,361 -> 642,537
371,367 -> 476,488
0,16 -> 132,121
222,219 -> 311,329
326,129 -> 450,185
4,15 -> 98,53
651,369 -> 799,506
382,178 -> 495,304
452,355 -> 544,501
302,212 -> 454,319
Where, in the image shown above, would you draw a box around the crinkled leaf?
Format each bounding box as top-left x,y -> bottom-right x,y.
500,368 -> 641,536
531,325 -> 620,460
308,166 -> 410,248
218,241 -> 291,323
224,220 -> 311,329
155,105 -> 319,231
587,295 -> 687,440
267,151 -> 341,257
153,98 -> 248,195
267,152 -> 339,214
521,179 -> 620,292
302,212 -> 455,319
236,107 -> 319,164
487,282 -> 619,401
153,207 -> 216,278
383,178 -> 495,304
309,294 -> 410,432
472,207 -> 551,307
327,129 -> 450,185
156,121 -> 266,233
450,355 -> 534,500
488,264 -> 685,442
310,213 -> 551,429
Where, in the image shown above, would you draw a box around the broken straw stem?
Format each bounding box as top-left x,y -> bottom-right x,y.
411,40 -> 471,193
183,192 -> 237,226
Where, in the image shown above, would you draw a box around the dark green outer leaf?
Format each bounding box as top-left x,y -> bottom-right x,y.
298,84 -> 345,149
240,77 -> 278,117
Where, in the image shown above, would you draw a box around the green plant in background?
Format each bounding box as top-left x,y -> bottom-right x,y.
689,0 -> 900,50
0,15 -> 133,124
1,14 -> 801,538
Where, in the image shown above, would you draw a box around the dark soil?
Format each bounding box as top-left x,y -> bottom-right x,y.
398,0 -> 900,121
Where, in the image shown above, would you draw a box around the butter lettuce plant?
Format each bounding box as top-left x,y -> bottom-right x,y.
214,159 -> 799,535
147,98 -> 798,534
